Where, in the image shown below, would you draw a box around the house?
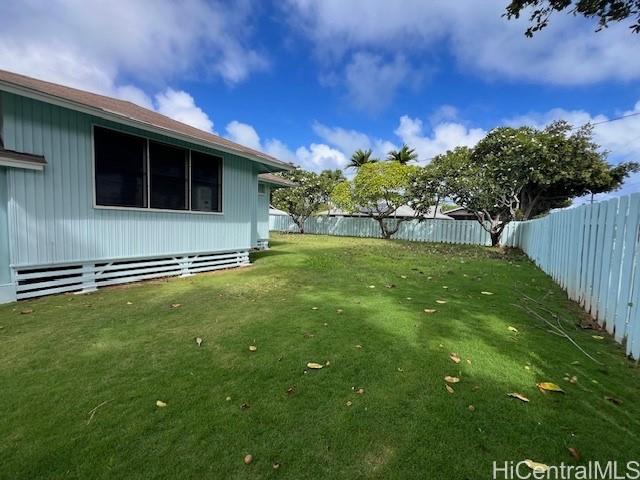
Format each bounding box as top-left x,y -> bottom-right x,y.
0,69 -> 294,303
319,204 -> 454,220
444,206 -> 477,221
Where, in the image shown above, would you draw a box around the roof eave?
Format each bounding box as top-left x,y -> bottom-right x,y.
0,80 -> 295,172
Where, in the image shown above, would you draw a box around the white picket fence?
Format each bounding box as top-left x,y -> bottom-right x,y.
270,193 -> 640,358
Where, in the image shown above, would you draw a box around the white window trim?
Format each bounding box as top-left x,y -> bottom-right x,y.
91,124 -> 224,216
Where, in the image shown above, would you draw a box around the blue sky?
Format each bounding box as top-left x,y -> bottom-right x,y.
1,0 -> 639,199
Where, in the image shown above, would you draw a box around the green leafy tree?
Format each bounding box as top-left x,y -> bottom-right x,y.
504,0 -> 640,35
410,123 -> 638,246
387,144 -> 419,165
272,169 -> 337,233
331,161 -> 418,239
408,159 -> 455,219
347,149 -> 377,169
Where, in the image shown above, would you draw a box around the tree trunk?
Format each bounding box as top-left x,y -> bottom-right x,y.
375,218 -> 393,239
490,230 -> 501,247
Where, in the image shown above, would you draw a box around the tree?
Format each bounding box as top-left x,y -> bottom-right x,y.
271,169 -> 337,233
408,158 -> 455,219
504,0 -> 640,35
387,144 -> 419,164
474,121 -> 638,220
331,161 -> 418,239
347,149 -> 377,169
409,123 -> 639,246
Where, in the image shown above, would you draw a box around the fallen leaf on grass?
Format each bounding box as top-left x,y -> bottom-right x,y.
568,376 -> 578,384
355,344 -> 363,349
225,396 -> 232,401
400,275 -> 407,279
126,301 -> 133,305
466,359 -> 472,365
507,393 -> 530,402
307,362 -> 324,369
303,332 -> 315,338
385,284 -> 396,289
524,460 -> 549,473
442,286 -> 448,289
481,291 -> 494,295
156,400 -> 167,408
311,306 -> 319,310
436,300 -> 447,304
368,285 -> 376,289
468,405 -> 476,412
244,454 -> 253,465
568,447 -> 581,461
20,309 -> 33,315
286,386 -> 296,396
424,309 -> 437,314
605,396 -> 623,405
240,403 -> 250,410
445,384 -> 455,394
406,297 -> 413,301
449,353 -> 461,364
537,382 -> 564,393
170,303 -> 182,309
336,309 -> 343,314
444,376 -> 460,384
346,400 -> 352,406
356,388 -> 365,395
592,335 -> 604,340
272,463 -> 281,470
195,337 -> 203,347
248,345 -> 257,352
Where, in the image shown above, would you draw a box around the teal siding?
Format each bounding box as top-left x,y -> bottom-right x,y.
257,183 -> 270,240
0,167 -> 10,283
1,92 -> 259,267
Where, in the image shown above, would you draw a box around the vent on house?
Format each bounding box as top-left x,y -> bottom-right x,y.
14,249 -> 250,300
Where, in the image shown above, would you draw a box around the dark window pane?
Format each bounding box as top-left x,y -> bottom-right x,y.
94,127 -> 146,207
150,141 -> 187,210
191,151 -> 222,212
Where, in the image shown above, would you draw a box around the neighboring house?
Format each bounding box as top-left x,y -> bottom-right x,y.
319,204 -> 454,220
0,69 -> 294,303
445,206 -> 477,221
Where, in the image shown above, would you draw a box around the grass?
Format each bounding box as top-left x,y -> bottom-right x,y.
1,233 -> 639,479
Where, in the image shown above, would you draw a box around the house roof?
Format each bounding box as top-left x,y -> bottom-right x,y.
319,205 -> 454,220
0,69 -> 294,172
258,173 -> 297,187
0,147 -> 47,171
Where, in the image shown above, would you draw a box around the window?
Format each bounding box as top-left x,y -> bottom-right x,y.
149,141 -> 188,210
191,151 -> 222,212
94,127 -> 147,208
93,126 -> 223,213
258,183 -> 266,195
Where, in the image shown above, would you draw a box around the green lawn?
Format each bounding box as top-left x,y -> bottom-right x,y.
1,233 -> 639,479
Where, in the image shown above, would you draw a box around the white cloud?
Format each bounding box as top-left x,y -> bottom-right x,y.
295,144 -> 347,171
155,89 -> 215,133
312,122 -> 396,158
285,0 -> 640,92
225,120 -> 262,149
224,120 -> 346,171
343,52 -> 413,112
0,0 -> 266,90
395,116 -> 486,162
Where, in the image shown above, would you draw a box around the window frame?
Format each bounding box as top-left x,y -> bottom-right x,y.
91,125 -> 224,215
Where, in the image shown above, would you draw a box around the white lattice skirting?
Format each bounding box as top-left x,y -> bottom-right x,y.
12,249 -> 250,300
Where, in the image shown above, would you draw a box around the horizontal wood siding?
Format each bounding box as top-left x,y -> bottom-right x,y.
1,92 -> 257,267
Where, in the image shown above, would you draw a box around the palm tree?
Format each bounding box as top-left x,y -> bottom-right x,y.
347,149 -> 376,169
387,144 -> 418,164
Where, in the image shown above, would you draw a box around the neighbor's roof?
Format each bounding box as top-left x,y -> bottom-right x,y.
319,205 -> 454,220
0,69 -> 294,171
258,173 -> 297,187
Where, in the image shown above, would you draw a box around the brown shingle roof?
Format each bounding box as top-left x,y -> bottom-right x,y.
258,173 -> 297,187
0,69 -> 293,171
